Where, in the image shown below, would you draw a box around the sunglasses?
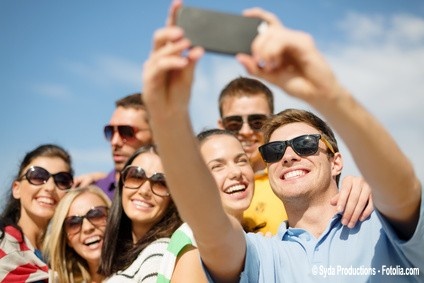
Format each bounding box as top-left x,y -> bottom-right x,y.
104,125 -> 149,142
222,114 -> 269,133
259,134 -> 336,163
121,166 -> 170,197
64,206 -> 108,236
19,166 -> 74,190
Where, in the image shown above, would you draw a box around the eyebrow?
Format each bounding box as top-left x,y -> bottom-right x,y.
206,152 -> 248,165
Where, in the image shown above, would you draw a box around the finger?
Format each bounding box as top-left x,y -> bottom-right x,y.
330,193 -> 339,207
337,177 -> 353,214
359,194 -> 374,221
346,189 -> 372,228
166,0 -> 182,26
152,26 -> 185,51
242,7 -> 282,26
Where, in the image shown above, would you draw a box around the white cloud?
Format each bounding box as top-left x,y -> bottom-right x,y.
32,83 -> 73,100
65,55 -> 141,88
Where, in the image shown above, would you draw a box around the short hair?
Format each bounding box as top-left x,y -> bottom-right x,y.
42,186 -> 111,283
115,92 -> 145,110
218,77 -> 274,117
262,108 -> 340,184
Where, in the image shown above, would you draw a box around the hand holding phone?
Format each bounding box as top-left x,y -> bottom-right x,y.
176,6 -> 267,55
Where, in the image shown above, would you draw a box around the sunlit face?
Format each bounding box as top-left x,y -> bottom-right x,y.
13,156 -> 70,228
108,106 -> 153,172
267,122 -> 339,201
219,94 -> 271,164
66,192 -> 108,267
121,152 -> 171,234
200,134 -> 254,219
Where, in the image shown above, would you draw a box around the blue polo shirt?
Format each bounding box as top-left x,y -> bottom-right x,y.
240,190 -> 424,282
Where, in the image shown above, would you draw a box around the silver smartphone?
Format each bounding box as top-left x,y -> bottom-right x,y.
176,6 -> 267,55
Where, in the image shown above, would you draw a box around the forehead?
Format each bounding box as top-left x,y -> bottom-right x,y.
221,94 -> 271,116
269,122 -> 320,142
109,106 -> 149,127
23,156 -> 69,174
131,152 -> 163,173
67,192 -> 107,216
200,135 -> 245,160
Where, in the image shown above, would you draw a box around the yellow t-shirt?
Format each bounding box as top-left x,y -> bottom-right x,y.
243,170 -> 287,235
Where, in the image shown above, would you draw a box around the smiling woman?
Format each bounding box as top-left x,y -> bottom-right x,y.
0,144 -> 74,283
98,145 -> 183,282
42,185 -> 111,283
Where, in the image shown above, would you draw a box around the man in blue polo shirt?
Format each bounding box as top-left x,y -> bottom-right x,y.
140,2 -> 423,282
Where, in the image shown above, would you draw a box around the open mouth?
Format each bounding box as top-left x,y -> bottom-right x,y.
84,236 -> 101,246
225,184 -> 247,194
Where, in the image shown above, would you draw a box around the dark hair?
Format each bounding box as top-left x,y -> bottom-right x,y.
99,145 -> 182,276
218,76 -> 274,117
262,109 -> 340,184
115,92 -> 145,110
196,128 -> 237,145
0,144 -> 73,241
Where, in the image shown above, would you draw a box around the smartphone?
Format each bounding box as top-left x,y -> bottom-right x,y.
176,6 -> 267,55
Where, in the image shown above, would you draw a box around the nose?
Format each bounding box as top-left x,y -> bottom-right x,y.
80,218 -> 95,233
238,120 -> 254,136
281,145 -> 301,164
137,182 -> 152,197
110,129 -> 124,146
228,163 -> 243,179
43,177 -> 56,192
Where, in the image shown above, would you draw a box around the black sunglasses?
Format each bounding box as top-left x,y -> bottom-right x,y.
121,166 -> 170,197
259,134 -> 336,163
104,125 -> 149,142
222,114 -> 268,133
64,206 -> 108,236
19,166 -> 74,190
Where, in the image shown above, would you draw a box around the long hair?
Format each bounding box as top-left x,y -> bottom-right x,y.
0,144 -> 73,241
98,145 -> 183,276
43,186 -> 111,283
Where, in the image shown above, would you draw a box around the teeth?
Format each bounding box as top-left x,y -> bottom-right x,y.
84,236 -> 101,245
284,170 -> 306,180
37,197 -> 54,205
226,184 -> 246,194
133,200 -> 152,208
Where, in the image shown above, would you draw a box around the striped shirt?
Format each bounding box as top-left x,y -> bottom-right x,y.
106,238 -> 170,283
0,226 -> 49,283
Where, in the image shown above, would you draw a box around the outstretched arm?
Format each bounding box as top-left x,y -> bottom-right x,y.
142,1 -> 246,282
238,8 -> 421,239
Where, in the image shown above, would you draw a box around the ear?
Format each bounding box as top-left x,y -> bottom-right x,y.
12,181 -> 21,200
217,118 -> 224,129
331,152 -> 343,177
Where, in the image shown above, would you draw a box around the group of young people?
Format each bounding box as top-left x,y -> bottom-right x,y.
1,1 -> 422,282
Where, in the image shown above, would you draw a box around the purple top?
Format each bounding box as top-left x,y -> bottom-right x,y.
95,169 -> 117,201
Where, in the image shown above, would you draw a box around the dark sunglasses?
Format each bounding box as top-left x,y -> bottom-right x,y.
121,166 -> 170,197
19,166 -> 73,190
64,206 -> 108,236
259,134 -> 336,163
104,125 -> 149,142
222,114 -> 269,133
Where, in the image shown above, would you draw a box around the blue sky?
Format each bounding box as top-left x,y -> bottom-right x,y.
1,0 -> 424,207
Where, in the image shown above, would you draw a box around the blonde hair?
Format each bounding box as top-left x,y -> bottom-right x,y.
42,186 -> 111,283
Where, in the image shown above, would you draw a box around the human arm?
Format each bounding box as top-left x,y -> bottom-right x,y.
237,8 -> 421,238
73,171 -> 107,187
171,246 -> 208,283
141,2 -> 246,282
